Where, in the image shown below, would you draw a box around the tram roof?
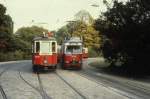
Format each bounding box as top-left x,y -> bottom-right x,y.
63,37 -> 83,43
33,36 -> 56,41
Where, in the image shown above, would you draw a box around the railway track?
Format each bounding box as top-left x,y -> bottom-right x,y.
19,71 -> 51,99
0,61 -> 30,99
76,70 -> 150,99
0,67 -> 10,99
55,71 -> 87,99
37,72 -> 51,99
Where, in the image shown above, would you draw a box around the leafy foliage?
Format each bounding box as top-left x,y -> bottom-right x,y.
0,4 -> 13,52
15,26 -> 48,45
56,10 -> 101,57
95,0 -> 150,69
75,10 -> 94,25
56,25 -> 68,44
0,4 -> 50,61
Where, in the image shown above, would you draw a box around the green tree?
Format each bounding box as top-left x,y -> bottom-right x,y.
15,25 -> 48,46
75,10 -> 94,25
0,4 -> 13,52
73,10 -> 101,53
0,4 -> 30,61
56,10 -> 101,54
56,26 -> 69,44
95,0 -> 150,70
72,21 -> 101,49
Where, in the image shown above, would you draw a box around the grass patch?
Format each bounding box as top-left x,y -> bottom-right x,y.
89,60 -> 110,68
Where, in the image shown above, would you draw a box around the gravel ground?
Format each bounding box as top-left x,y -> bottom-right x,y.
0,61 -> 41,99
57,70 -> 128,99
82,58 -> 150,99
0,60 -> 130,99
40,73 -> 83,99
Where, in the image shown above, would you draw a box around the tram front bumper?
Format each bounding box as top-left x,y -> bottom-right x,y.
64,63 -> 82,68
38,64 -> 57,70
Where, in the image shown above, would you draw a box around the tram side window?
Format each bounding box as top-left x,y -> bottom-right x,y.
52,42 -> 56,53
32,44 -> 33,53
36,42 -> 40,53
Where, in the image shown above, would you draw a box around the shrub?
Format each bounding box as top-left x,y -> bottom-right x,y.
88,48 -> 100,57
0,50 -> 31,62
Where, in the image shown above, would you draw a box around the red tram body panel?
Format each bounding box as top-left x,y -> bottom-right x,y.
63,54 -> 83,68
32,34 -> 57,72
32,54 -> 57,66
60,37 -> 83,69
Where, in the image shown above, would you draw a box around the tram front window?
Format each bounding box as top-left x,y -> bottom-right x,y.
66,45 -> 82,54
40,41 -> 51,54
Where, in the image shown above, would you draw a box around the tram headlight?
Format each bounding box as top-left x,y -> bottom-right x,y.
65,61 -> 70,63
44,60 -> 48,64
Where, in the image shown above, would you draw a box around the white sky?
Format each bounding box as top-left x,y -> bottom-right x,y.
0,0 -> 114,32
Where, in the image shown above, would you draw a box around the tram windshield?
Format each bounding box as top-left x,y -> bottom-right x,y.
40,41 -> 51,54
66,45 -> 82,54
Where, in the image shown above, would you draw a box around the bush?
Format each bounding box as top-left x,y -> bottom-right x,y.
0,50 -> 31,62
14,50 -> 24,60
88,48 -> 100,57
0,52 -> 7,61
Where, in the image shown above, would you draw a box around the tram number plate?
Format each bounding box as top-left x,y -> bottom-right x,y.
72,61 -> 77,64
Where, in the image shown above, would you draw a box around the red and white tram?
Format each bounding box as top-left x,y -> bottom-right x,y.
60,37 -> 83,69
32,33 -> 57,72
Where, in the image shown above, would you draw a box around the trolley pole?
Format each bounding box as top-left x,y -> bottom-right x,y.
66,20 -> 77,37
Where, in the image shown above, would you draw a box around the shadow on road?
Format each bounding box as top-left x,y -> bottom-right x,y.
94,65 -> 150,82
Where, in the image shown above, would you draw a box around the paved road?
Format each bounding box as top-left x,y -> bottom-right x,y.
81,58 -> 150,99
0,58 -> 149,99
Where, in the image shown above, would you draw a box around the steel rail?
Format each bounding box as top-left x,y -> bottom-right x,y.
55,71 -> 87,99
19,71 -> 51,99
0,67 -> 10,99
76,70 -> 150,99
37,72 -> 52,99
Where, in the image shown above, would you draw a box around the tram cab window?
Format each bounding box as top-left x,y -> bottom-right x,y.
35,42 -> 40,53
52,42 -> 56,53
66,45 -> 82,54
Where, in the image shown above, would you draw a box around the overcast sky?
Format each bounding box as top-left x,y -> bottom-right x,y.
0,0 -> 109,32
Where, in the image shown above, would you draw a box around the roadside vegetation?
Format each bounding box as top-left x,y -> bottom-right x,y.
89,60 -> 109,68
0,3 -> 101,61
0,4 -> 48,61
55,10 -> 101,57
94,0 -> 150,73
1,0 -> 150,74
0,4 -> 26,61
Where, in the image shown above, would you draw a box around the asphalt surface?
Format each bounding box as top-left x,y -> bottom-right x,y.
81,58 -> 150,99
0,58 -> 149,99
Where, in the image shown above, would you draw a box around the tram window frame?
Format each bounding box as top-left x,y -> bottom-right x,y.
35,42 -> 40,53
52,41 -> 57,53
32,44 -> 34,53
65,45 -> 82,54
40,41 -> 51,54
